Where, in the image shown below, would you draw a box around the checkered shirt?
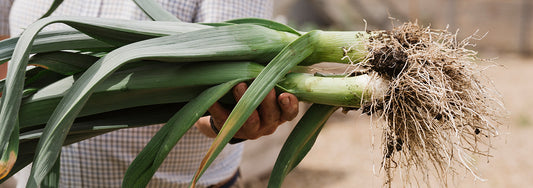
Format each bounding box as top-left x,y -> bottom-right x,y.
0,0 -> 14,36
5,0 -> 273,187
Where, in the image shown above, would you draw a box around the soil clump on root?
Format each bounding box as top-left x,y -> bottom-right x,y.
354,22 -> 504,186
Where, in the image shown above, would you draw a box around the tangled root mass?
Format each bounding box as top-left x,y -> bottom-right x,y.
355,23 -> 504,186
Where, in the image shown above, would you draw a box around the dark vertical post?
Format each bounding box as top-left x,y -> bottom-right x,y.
519,0 -> 531,56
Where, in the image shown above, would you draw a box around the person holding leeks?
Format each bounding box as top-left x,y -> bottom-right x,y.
1,0 -> 299,187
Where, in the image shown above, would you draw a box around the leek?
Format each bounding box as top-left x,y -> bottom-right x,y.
0,1 -> 503,187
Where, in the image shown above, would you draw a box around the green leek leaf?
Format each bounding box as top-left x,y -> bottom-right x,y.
268,104 -> 338,188
133,0 -> 181,22
225,18 -> 301,36
40,156 -> 59,188
0,29 -> 112,62
123,79 -> 245,187
190,30 -> 322,187
39,0 -> 64,19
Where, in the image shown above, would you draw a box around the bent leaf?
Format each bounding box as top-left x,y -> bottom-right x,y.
24,24 -> 294,186
190,30 -> 322,187
123,79 -> 245,187
133,0 -> 180,22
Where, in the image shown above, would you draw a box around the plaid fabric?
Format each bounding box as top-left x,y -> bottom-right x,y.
7,0 -> 273,187
60,125 -> 244,188
8,0 -> 273,36
0,0 -> 14,36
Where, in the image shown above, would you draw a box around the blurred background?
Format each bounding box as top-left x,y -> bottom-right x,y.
242,0 -> 533,187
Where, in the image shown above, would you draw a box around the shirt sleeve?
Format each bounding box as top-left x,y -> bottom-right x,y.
0,0 -> 14,36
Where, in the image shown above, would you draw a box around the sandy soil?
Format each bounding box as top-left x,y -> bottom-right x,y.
242,55 -> 533,188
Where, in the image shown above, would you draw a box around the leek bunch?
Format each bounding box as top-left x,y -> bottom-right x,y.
0,1 -> 502,187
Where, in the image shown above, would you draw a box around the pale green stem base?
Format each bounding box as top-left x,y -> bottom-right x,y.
302,31 -> 369,65
277,72 -> 387,108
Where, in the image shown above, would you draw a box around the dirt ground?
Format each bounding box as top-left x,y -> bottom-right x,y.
241,54 -> 533,188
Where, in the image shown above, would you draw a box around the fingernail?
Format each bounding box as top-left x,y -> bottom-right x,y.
281,97 -> 290,106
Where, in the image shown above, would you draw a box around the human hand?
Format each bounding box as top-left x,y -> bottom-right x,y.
195,82 -> 299,140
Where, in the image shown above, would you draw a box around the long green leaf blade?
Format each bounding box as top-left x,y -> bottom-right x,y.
39,0 -> 64,19
133,0 -> 180,22
22,52 -> 100,90
123,79 -> 244,187
1,18 -> 215,160
225,18 -> 301,36
267,104 -> 338,188
28,52 -> 98,76
0,29 -> 112,62
20,61 -> 262,128
9,103 -> 182,182
20,103 -> 188,142
7,21 -> 291,186
0,122 -> 18,180
0,51 -> 98,93
42,17 -> 210,45
190,30 -> 322,187
40,156 -> 59,188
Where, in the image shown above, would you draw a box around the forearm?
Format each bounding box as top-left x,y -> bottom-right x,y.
0,35 -> 8,79
195,116 -> 217,138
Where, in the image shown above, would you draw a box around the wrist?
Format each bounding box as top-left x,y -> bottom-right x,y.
209,116 -> 247,144
195,116 -> 217,138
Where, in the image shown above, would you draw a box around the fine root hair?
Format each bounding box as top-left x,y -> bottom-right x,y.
348,22 -> 505,186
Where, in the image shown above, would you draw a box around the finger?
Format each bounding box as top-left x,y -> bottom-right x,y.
237,112 -> 261,139
278,93 -> 299,121
207,102 -> 231,130
232,83 -> 261,139
257,88 -> 282,135
232,82 -> 248,101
